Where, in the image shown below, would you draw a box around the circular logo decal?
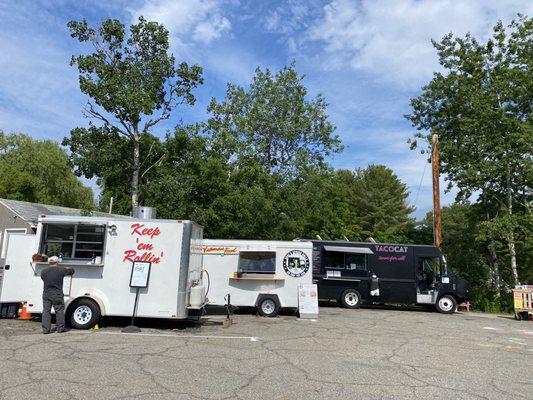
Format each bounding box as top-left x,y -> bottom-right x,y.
283,250 -> 310,277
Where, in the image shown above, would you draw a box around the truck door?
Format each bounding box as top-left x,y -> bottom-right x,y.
0,234 -> 36,303
416,257 -> 440,293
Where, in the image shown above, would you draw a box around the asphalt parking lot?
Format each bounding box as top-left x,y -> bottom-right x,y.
0,307 -> 531,400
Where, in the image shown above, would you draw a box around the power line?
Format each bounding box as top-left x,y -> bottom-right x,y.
413,159 -> 428,210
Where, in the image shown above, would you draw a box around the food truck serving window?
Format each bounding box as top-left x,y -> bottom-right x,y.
238,252 -> 276,274
40,224 -> 105,260
324,251 -> 367,271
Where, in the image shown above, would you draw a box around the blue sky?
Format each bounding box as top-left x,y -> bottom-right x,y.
1,0 -> 531,218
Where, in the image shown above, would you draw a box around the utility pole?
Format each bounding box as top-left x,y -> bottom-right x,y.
432,134 -> 442,249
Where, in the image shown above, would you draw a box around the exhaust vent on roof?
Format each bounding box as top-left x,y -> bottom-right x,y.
133,206 -> 157,219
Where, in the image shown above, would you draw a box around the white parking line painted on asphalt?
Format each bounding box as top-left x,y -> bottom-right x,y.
483,326 -> 533,337
483,326 -> 505,331
97,331 -> 260,341
506,338 -> 526,345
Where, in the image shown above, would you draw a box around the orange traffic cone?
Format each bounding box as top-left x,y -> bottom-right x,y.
18,303 -> 32,320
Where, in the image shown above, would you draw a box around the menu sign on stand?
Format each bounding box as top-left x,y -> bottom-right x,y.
298,284 -> 319,319
129,261 -> 151,288
123,261 -> 151,333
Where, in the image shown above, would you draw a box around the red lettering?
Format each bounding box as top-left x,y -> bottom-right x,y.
130,223 -> 161,239
137,242 -> 153,251
123,250 -> 136,263
131,223 -> 144,236
123,249 -> 161,264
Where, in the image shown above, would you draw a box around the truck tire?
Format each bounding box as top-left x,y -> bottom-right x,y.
340,289 -> 362,309
257,297 -> 280,317
436,295 -> 457,314
69,299 -> 101,329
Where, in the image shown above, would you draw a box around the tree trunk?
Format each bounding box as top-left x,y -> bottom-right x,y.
131,133 -> 140,211
506,163 -> 518,287
483,194 -> 500,296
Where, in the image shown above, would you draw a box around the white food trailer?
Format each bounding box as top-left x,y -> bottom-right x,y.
202,239 -> 315,317
0,215 -> 204,328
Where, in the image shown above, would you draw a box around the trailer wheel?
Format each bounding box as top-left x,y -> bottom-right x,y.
436,295 -> 457,314
69,299 -> 100,329
340,289 -> 362,309
257,297 -> 280,317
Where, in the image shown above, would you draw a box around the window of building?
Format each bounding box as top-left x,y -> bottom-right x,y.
238,252 -> 276,274
40,224 -> 105,261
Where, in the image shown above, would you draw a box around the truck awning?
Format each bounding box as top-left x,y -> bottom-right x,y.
323,246 -> 374,255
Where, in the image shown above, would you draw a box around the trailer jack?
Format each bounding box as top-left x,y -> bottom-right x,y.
223,294 -> 234,328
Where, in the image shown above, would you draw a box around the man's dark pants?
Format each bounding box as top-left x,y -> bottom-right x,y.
42,290 -> 65,332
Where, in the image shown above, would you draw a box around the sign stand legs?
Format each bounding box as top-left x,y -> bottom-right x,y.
122,287 -> 141,333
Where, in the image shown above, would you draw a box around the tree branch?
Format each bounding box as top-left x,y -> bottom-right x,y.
84,101 -> 132,138
139,142 -> 155,170
142,83 -> 180,133
141,153 -> 165,179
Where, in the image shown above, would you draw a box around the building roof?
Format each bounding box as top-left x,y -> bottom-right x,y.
0,198 -> 129,224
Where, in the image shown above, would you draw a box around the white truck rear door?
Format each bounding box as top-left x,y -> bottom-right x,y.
0,234 -> 36,303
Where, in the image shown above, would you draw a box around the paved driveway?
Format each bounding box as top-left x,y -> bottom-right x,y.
0,307 -> 531,400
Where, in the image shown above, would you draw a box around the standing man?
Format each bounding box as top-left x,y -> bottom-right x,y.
40,256 -> 74,334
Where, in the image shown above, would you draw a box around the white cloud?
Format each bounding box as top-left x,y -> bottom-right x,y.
128,0 -> 258,89
131,0 -> 232,45
264,0 -> 316,35
194,14 -> 231,43
305,0 -> 533,88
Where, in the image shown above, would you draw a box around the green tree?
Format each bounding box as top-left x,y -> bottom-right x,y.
417,203 -> 528,312
0,132 -> 93,208
277,168 -> 362,241
270,165 -> 414,242
141,126 -> 284,239
406,16 -> 532,289
204,64 -> 342,178
64,17 -> 203,212
137,63 -> 345,239
347,165 -> 415,242
65,126 -> 165,215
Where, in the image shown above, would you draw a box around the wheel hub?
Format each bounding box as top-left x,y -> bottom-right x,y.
345,292 -> 359,306
74,305 -> 92,324
261,299 -> 275,315
438,298 -> 453,312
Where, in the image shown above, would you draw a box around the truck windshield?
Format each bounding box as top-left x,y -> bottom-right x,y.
420,258 -> 440,275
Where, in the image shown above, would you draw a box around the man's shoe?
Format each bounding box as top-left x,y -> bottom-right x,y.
42,330 -> 51,334
57,328 -> 70,333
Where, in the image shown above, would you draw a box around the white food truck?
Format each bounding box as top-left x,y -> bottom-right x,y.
202,239 -> 314,317
0,214 -> 204,329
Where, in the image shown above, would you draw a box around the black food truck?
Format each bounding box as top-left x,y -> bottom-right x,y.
311,240 -> 468,313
